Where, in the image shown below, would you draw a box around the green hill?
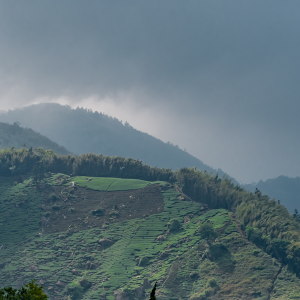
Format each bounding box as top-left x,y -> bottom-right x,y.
0,122 -> 71,156
1,149 -> 300,299
0,103 -> 232,180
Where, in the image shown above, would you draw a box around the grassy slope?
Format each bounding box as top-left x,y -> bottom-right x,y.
72,176 -> 165,191
0,175 -> 299,300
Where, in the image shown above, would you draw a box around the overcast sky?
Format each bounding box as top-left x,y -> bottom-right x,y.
0,1 -> 299,183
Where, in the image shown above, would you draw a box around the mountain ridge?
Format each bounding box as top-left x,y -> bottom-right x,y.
0,103 -> 234,182
0,121 -> 71,156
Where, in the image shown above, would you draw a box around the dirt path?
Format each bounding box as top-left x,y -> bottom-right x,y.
267,264 -> 283,300
230,212 -> 247,240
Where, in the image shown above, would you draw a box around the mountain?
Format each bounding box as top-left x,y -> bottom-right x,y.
0,103 -> 233,180
1,149 -> 300,299
0,121 -> 71,156
243,175 -> 300,213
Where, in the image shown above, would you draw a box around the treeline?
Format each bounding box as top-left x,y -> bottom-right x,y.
177,168 -> 300,275
0,148 -> 175,183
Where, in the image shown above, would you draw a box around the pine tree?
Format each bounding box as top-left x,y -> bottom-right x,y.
149,282 -> 157,300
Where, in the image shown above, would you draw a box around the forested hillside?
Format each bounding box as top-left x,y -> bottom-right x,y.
0,122 -> 71,156
243,176 -> 300,213
1,148 -> 300,299
0,103 -> 231,180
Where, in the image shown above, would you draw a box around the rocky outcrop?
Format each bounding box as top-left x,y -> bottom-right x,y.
134,286 -> 144,299
115,292 -> 130,300
98,239 -> 114,247
143,278 -> 152,289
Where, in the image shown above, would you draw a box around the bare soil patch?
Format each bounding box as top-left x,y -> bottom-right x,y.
39,184 -> 163,233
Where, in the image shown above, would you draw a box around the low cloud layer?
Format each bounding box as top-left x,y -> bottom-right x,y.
0,1 -> 300,183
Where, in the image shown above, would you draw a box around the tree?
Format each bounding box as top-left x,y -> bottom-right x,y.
293,209 -> 300,221
0,279 -> 48,299
199,223 -> 218,244
149,282 -> 157,300
167,219 -> 181,232
33,161 -> 45,184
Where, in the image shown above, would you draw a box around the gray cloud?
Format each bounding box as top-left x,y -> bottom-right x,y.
0,0 -> 299,182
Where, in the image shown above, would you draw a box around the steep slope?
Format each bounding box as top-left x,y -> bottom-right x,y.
242,176 -> 300,213
0,122 -> 71,155
0,174 -> 300,300
0,103 -> 231,179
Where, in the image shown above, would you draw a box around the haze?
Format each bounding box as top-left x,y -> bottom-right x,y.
0,1 -> 299,183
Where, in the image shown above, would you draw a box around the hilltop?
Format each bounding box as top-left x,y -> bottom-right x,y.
1,149 -> 300,299
0,122 -> 71,156
2,104 -> 300,217
0,103 -> 231,180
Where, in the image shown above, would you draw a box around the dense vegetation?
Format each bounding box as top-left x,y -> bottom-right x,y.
243,175 -> 300,213
0,122 -> 70,155
0,280 -> 48,299
0,103 -> 231,179
2,148 -> 300,275
0,147 -> 175,183
1,149 -> 300,298
177,168 -> 300,275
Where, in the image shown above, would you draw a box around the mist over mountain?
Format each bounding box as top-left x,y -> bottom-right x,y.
243,175 -> 300,213
0,103 -> 233,180
0,121 -> 71,155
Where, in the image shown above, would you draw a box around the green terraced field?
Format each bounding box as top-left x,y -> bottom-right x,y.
0,174 -> 300,300
72,176 -> 165,191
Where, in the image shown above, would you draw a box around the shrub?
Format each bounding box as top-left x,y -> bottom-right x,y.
206,243 -> 228,260
49,193 -> 59,201
190,271 -> 199,279
208,278 -> 218,288
139,257 -> 149,266
199,223 -> 218,244
67,282 -> 83,300
109,210 -> 119,217
52,205 -> 60,211
92,208 -> 105,216
168,219 -> 181,232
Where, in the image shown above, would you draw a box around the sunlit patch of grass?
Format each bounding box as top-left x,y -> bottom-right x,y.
72,176 -> 165,191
